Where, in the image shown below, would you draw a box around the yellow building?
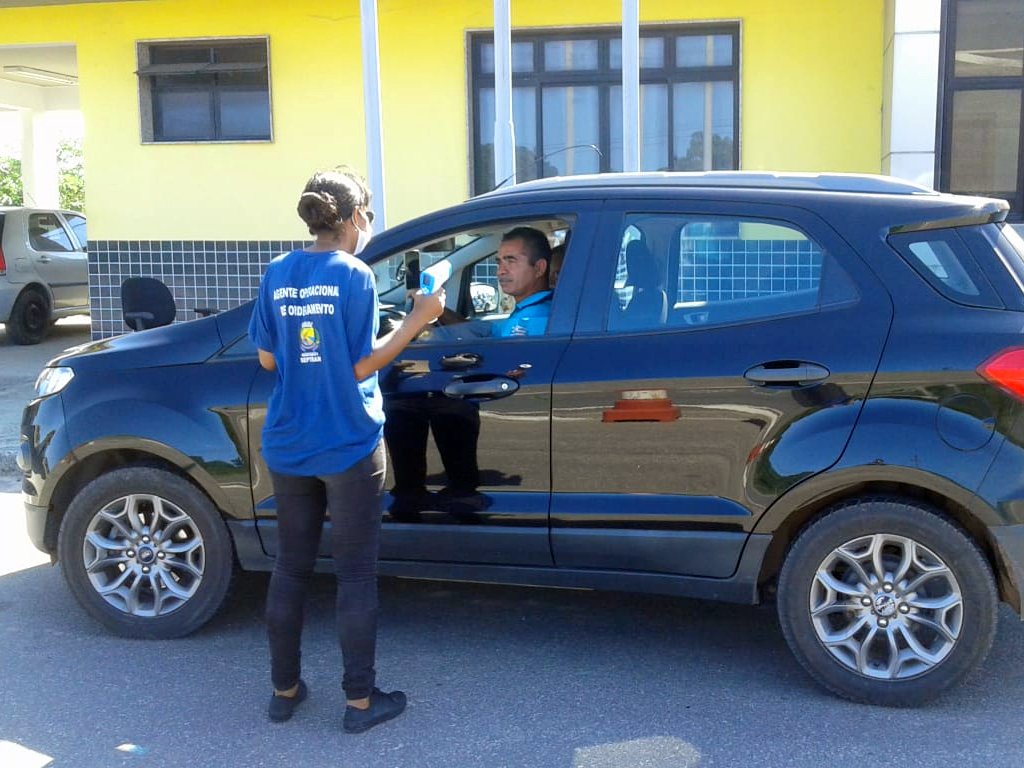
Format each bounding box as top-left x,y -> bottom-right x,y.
0,0 -> 1016,337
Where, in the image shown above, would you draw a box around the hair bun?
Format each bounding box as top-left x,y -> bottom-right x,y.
297,191 -> 341,231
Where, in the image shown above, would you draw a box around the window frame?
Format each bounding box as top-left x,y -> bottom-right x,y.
136,36 -> 273,145
468,23 -> 741,195
937,0 -> 1024,220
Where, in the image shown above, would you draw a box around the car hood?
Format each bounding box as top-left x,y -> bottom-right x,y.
48,313 -> 227,372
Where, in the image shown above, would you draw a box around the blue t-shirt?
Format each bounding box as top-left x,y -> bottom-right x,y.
492,290 -> 553,337
249,249 -> 383,476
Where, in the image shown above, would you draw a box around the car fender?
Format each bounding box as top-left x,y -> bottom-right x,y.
61,402 -> 250,521
752,462 -> 998,538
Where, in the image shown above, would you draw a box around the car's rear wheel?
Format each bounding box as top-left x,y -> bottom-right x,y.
7,287 -> 51,345
58,467 -> 234,638
777,498 -> 997,706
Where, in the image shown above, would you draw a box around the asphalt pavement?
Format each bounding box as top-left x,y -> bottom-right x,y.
0,317 -> 92,477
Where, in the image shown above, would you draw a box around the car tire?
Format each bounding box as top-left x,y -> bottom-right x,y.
6,287 -> 51,345
58,466 -> 234,639
777,497 -> 997,706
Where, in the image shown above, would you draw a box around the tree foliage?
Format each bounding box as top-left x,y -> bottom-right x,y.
0,155 -> 23,206
0,138 -> 84,210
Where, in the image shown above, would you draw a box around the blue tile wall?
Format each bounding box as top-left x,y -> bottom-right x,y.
87,239 -> 307,339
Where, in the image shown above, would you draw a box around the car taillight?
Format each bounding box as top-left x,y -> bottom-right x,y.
978,348 -> 1024,400
0,245 -> 6,276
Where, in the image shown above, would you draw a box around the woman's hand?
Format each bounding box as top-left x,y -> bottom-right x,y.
409,289 -> 446,326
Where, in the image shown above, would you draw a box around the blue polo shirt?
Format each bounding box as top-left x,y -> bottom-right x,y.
249,249 -> 383,477
492,290 -> 553,337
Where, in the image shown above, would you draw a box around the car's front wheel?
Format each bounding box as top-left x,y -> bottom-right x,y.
6,287 -> 51,345
777,498 -> 997,706
58,467 -> 234,638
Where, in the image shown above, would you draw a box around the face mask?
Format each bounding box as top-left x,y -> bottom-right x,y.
353,211 -> 373,256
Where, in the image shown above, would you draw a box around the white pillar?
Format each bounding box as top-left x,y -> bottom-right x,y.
360,0 -> 387,229
493,0 -> 516,188
622,0 -> 640,173
21,110 -> 59,208
882,0 -> 941,188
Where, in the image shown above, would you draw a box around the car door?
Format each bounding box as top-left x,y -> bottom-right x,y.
59,212 -> 90,308
26,211 -> 88,310
371,202 -> 599,567
549,198 -> 893,578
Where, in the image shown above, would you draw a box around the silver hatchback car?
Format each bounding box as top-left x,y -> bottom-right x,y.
0,207 -> 89,344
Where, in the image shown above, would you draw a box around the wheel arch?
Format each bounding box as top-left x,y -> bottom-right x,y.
753,470 -> 1014,612
43,443 -> 239,556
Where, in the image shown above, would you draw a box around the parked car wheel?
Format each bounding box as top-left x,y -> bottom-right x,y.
57,467 -> 234,639
6,287 -> 51,345
777,498 -> 997,706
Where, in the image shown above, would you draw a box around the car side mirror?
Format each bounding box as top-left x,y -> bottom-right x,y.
471,283 -> 498,314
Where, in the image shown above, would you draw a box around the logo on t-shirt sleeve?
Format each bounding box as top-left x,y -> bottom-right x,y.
299,321 -> 322,364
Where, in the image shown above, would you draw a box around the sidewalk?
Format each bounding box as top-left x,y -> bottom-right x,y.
0,317 -> 92,477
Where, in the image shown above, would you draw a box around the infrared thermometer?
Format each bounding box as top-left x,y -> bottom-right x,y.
420,261 -> 453,295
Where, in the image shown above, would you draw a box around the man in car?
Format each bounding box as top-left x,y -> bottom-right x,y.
489,226 -> 553,337
433,225 -> 552,337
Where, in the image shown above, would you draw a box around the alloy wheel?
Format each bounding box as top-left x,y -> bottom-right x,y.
809,533 -> 963,680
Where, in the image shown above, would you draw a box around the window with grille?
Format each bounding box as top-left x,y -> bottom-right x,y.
137,38 -> 272,143
470,24 -> 739,195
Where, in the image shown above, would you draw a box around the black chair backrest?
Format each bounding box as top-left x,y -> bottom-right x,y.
121,276 -> 176,331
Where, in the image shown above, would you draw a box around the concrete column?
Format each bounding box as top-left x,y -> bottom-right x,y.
21,109 -> 60,208
360,0 -> 387,229
621,0 -> 640,173
493,0 -> 516,188
882,0 -> 941,188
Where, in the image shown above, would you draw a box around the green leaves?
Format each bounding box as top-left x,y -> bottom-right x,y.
0,139 -> 84,211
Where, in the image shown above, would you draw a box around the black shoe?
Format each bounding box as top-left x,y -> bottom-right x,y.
268,679 -> 308,722
343,688 -> 407,734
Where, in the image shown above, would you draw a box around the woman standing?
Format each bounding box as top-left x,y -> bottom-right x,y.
249,168 -> 444,733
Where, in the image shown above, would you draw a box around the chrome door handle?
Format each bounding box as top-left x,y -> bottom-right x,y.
443,375 -> 518,400
744,362 -> 830,386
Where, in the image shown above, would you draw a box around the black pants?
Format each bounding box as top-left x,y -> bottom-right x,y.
266,442 -> 386,700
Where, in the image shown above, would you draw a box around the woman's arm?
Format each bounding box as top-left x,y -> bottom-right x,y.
353,290 -> 445,382
258,348 -> 276,371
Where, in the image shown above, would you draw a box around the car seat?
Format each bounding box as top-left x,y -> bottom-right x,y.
621,240 -> 668,327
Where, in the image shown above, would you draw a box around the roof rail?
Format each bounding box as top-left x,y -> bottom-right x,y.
479,171 -> 937,197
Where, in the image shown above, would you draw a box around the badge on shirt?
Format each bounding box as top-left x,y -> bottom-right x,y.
299,321 -> 322,364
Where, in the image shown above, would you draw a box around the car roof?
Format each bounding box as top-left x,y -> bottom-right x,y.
478,171 -> 938,199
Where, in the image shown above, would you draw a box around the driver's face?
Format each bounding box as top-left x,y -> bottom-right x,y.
496,238 -> 547,301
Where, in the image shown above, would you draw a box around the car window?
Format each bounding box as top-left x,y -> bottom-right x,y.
606,214 -> 857,331
372,217 -> 573,343
889,229 -> 1003,309
29,213 -> 75,252
64,213 -> 87,249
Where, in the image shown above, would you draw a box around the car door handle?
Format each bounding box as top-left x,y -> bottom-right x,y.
443,375 -> 519,400
38,255 -> 52,263
440,352 -> 483,371
744,362 -> 830,386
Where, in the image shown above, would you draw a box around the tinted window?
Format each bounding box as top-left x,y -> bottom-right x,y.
606,214 -> 857,331
64,213 -> 87,248
29,213 -> 75,252
889,229 -> 1003,309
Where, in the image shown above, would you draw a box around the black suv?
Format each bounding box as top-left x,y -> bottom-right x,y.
19,173 -> 1024,706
